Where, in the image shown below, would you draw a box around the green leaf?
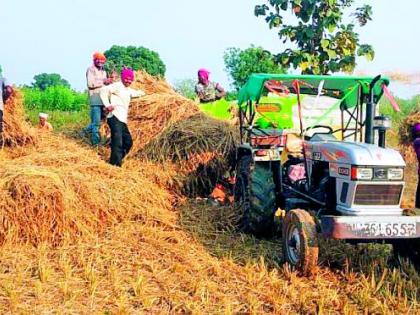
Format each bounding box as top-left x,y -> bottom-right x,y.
321,39 -> 330,49
357,44 -> 375,61
365,51 -> 374,61
326,49 -> 337,59
327,24 -> 336,32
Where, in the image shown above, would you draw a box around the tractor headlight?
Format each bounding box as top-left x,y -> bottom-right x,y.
351,167 -> 373,180
388,168 -> 404,180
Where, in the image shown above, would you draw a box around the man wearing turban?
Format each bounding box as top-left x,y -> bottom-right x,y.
84,52 -> 113,146
100,68 -> 145,166
37,112 -> 53,132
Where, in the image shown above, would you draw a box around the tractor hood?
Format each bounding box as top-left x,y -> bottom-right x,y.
306,141 -> 406,167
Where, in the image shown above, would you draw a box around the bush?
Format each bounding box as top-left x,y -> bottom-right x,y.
173,79 -> 196,100
379,95 -> 420,127
22,86 -> 88,112
225,91 -> 238,101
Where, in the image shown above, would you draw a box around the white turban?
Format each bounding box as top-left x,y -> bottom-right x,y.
39,113 -> 48,119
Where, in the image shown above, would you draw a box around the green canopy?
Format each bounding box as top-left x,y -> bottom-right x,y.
238,73 -> 390,109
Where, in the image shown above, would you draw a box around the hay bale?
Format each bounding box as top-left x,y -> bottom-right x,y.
143,114 -> 240,195
1,90 -> 36,147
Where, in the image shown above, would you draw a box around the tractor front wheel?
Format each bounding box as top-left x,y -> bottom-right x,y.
282,209 -> 319,275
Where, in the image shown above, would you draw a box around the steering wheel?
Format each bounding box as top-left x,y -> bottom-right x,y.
304,125 -> 333,134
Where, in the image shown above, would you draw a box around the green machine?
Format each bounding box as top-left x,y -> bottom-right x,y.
234,73 -> 420,274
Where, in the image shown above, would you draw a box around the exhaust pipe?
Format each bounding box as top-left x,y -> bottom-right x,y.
365,75 -> 382,144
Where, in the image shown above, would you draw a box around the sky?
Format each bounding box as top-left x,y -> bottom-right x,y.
0,0 -> 418,97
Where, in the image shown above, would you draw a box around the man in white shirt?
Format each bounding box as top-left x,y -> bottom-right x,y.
100,68 -> 145,166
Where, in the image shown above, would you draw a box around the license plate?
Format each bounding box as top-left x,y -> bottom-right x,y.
346,222 -> 417,238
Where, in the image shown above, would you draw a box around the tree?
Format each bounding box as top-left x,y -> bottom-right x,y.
104,45 -> 166,77
224,46 -> 284,90
173,79 -> 196,100
32,73 -> 70,91
254,1 -> 374,74
0,65 -> 2,76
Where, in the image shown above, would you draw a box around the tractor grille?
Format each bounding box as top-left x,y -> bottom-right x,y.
354,184 -> 403,206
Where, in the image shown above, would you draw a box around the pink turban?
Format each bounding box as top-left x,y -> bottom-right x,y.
198,68 -> 210,84
121,68 -> 134,81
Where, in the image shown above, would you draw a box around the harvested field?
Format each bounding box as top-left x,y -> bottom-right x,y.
0,200 -> 418,313
0,83 -> 418,313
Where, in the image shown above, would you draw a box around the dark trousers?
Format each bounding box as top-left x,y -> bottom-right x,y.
107,115 -> 133,167
416,178 -> 420,208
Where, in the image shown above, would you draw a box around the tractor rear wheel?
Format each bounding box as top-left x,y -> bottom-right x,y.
234,155 -> 276,236
282,209 -> 319,275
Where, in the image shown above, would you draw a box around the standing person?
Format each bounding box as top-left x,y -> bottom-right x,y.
0,72 -> 13,138
413,123 -> 420,208
84,52 -> 112,145
100,68 -> 145,166
195,68 -> 226,103
37,113 -> 53,132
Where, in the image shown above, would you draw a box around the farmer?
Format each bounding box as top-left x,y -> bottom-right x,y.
413,123 -> 420,208
100,68 -> 145,166
84,52 -> 112,146
195,68 -> 226,103
0,72 -> 13,138
37,113 -> 53,132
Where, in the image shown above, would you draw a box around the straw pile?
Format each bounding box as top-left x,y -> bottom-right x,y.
0,134 -> 176,246
398,110 -> 420,162
143,114 -> 239,195
122,71 -> 239,195
132,70 -> 173,94
1,90 -> 36,147
128,93 -> 200,155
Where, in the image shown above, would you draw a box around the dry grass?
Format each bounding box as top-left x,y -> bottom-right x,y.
0,80 -> 418,313
397,111 -> 420,208
127,71 -> 200,157
1,90 -> 36,147
143,113 -> 239,195
0,134 -> 176,246
0,200 -> 417,314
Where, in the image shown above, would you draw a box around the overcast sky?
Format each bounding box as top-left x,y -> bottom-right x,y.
1,0 -> 418,97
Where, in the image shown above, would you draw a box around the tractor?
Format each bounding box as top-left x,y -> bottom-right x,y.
234,73 -> 420,273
